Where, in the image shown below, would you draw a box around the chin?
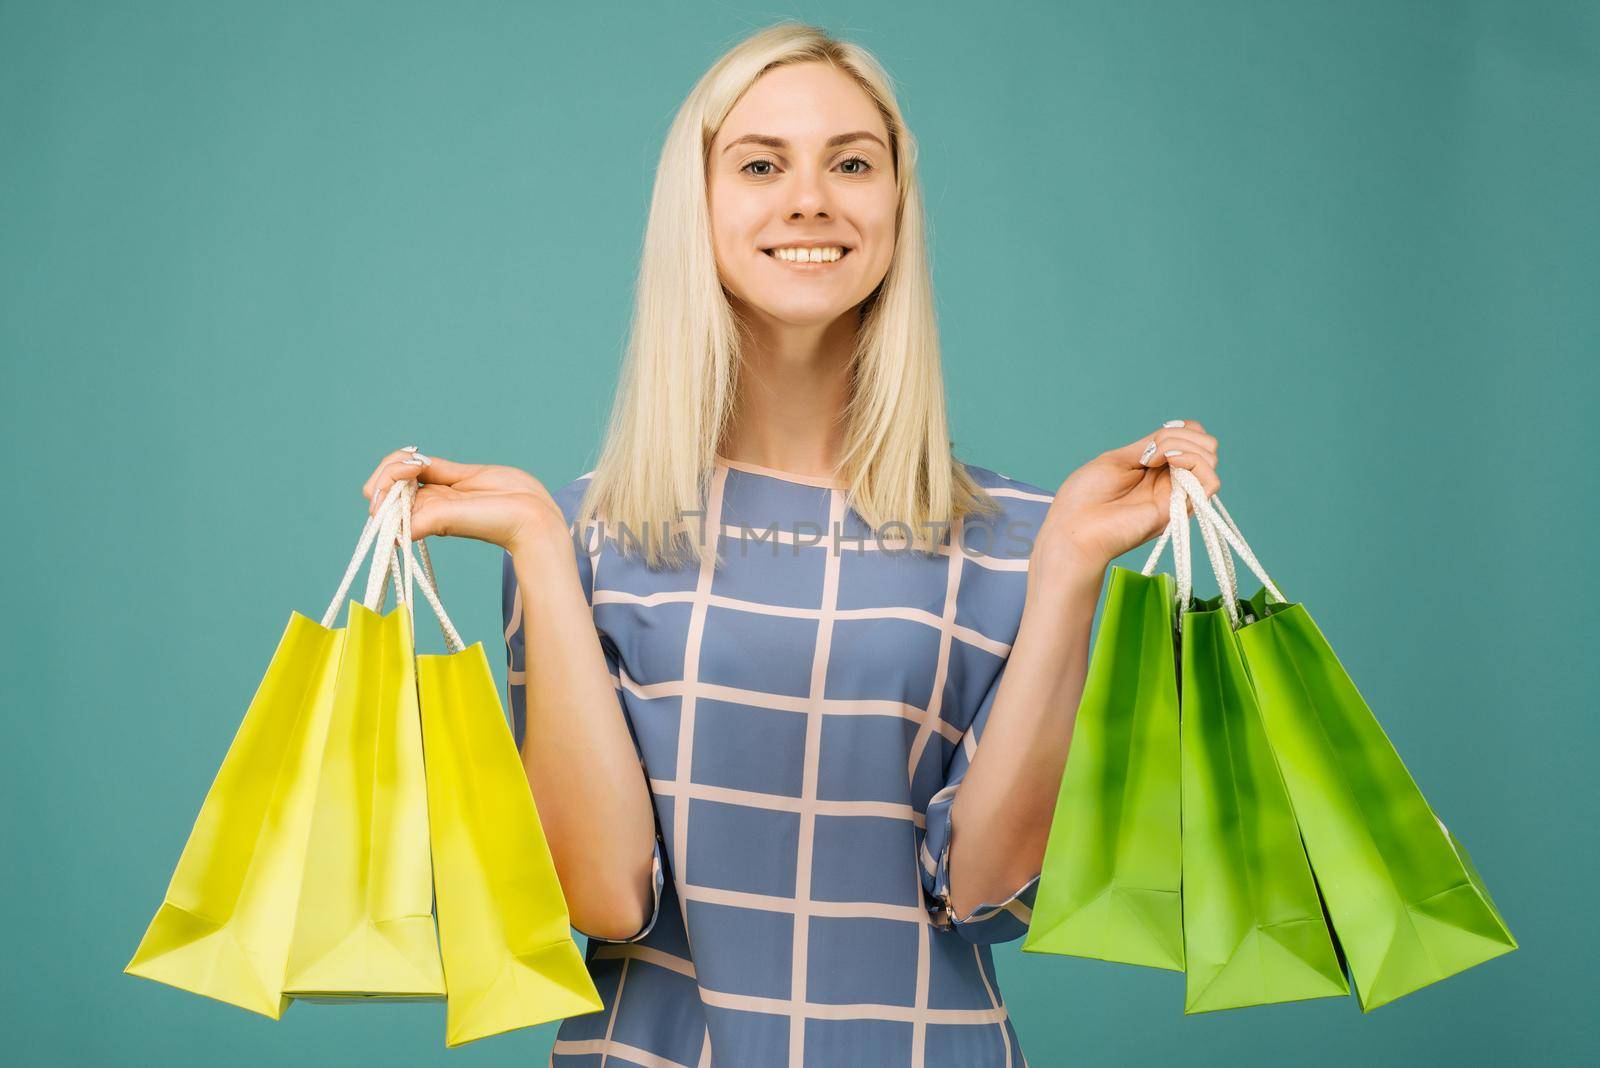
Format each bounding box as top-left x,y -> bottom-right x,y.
745,285 -> 866,321
757,302 -> 856,327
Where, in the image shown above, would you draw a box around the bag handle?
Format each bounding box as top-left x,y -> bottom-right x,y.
1139,465 -> 1199,616
1176,469 -> 1287,629
1139,470 -> 1287,630
372,479 -> 467,654
318,479 -> 466,653
1181,470 -> 1287,617
320,479 -> 408,627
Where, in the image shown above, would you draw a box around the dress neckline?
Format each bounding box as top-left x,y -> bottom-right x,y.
712,452 -> 851,490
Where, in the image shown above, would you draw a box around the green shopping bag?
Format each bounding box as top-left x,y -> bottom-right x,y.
1162,478 -> 1347,1013
1178,468 -> 1516,1011
1022,567 -> 1184,969
1178,595 -> 1349,1013
1023,482 -> 1190,971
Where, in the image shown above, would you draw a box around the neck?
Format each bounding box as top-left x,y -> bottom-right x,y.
719,303 -> 859,477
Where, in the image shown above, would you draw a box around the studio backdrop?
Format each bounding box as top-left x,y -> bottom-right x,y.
2,1 -> 1594,1065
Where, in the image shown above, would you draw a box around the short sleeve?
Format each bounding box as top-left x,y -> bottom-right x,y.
501,475 -> 600,749
499,482 -> 667,945
502,546 -> 532,747
583,837 -> 665,944
918,658 -> 1041,945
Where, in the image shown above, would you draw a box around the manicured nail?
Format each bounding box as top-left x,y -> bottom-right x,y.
411,452 -> 432,465
1139,442 -> 1158,465
401,445 -> 418,452
403,457 -> 425,466
1163,419 -> 1186,428
1164,450 -> 1184,457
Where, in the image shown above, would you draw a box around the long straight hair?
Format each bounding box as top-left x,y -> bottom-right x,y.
577,21 -> 999,570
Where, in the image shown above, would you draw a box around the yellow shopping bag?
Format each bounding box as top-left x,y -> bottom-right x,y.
131,474 -> 600,1041
125,480 -> 416,1017
418,646 -> 602,1045
381,483 -> 603,1045
283,487 -> 446,1001
124,619 -> 342,1017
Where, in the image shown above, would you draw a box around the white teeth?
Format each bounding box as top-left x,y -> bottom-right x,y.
770,246 -> 845,263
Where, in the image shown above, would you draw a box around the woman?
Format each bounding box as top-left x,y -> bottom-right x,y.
361,22 -> 1220,1067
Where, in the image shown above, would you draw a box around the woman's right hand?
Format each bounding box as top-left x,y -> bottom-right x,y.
360,447 -> 565,553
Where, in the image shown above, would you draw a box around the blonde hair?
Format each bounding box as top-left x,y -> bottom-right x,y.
576,21 -> 1000,569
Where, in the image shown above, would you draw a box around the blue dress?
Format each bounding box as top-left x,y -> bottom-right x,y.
501,454 -> 1055,1067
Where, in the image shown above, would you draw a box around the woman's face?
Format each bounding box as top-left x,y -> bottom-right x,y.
708,61 -> 898,330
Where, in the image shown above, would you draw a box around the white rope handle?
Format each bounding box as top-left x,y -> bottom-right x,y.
1182,469 -> 1243,628
364,484 -> 408,611
1182,470 -> 1287,607
365,478 -> 432,624
1139,469 -> 1287,629
1206,495 -> 1278,605
318,479 -> 466,654
391,480 -> 466,654
366,481 -> 467,654
1170,468 -> 1288,629
320,479 -> 409,628
1140,467 -> 1196,622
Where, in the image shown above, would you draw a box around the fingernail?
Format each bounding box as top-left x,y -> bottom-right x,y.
401,445 -> 418,452
403,457 -> 425,466
411,452 -> 432,465
1164,450 -> 1184,457
1139,442 -> 1158,465
1162,419 -> 1186,428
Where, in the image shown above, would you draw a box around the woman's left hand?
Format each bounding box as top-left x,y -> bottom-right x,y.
1039,418 -> 1221,571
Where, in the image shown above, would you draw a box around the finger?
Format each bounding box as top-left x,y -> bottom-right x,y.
369,458 -> 430,517
1112,425 -> 1219,470
406,485 -> 451,540
1150,430 -> 1217,470
363,446 -> 419,504
1157,453 -> 1222,503
1156,423 -> 1218,458
1165,417 -> 1209,437
402,454 -> 485,488
367,454 -> 490,517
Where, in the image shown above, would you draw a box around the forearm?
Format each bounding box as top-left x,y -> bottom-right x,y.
511,519 -> 658,940
945,538 -> 1105,918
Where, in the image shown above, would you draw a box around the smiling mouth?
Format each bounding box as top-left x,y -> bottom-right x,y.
761,248 -> 853,265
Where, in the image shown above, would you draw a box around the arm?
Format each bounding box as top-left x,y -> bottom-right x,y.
944,418 -> 1224,918
943,537 -> 1104,920
508,513 -> 660,941
359,449 -> 665,942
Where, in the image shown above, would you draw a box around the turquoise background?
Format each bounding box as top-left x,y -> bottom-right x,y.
4,0 -> 1594,1063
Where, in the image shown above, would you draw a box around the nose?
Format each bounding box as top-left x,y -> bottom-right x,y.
787,166 -> 831,220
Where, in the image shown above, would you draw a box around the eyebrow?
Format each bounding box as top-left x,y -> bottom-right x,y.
720,130 -> 887,155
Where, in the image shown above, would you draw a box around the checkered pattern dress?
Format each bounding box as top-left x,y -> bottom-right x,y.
502,454 -> 1054,1067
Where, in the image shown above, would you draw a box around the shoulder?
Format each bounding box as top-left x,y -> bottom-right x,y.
959,459 -> 1054,503
502,469 -> 597,590
943,460 -> 1051,646
550,470 -> 598,529
958,457 -> 1048,493
957,459 -> 1053,559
